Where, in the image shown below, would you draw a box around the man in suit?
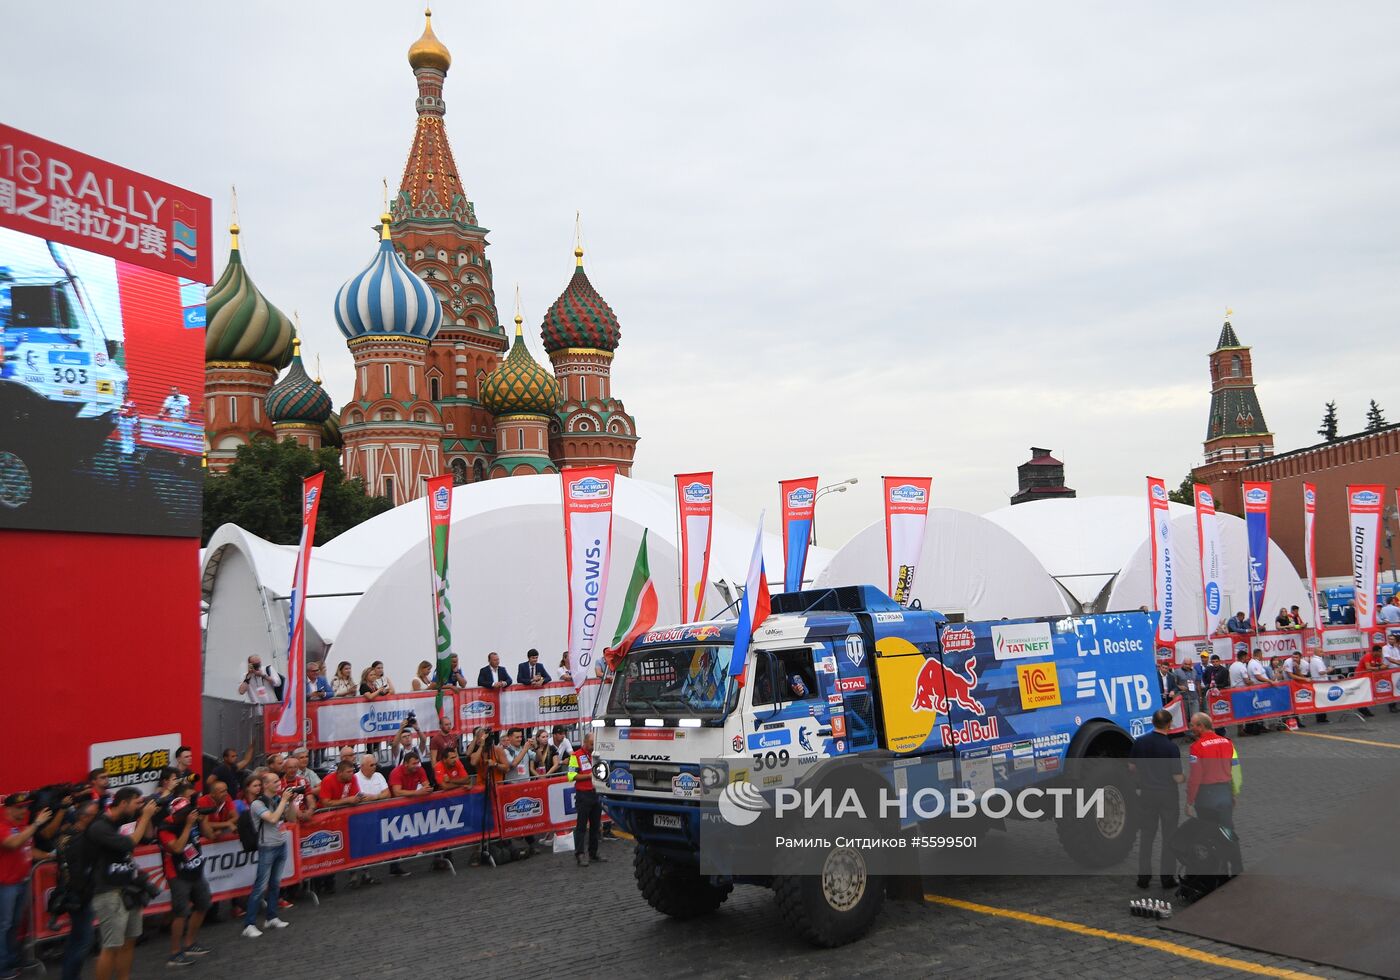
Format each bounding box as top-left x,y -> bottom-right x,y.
476,652 -> 511,689
516,649 -> 551,686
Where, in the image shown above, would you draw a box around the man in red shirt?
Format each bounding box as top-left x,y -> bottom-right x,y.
1353,646 -> 1384,717
434,748 -> 471,790
389,753 -> 431,797
317,761 -> 363,808
2,793 -> 53,980
1186,713 -> 1241,831
197,780 -> 238,839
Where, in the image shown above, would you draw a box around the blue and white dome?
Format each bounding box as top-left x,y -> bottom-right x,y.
334,214 -> 443,342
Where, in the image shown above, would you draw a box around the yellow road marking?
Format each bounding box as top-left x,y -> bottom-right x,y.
1288,728 -> 1400,749
922,893 -> 1325,979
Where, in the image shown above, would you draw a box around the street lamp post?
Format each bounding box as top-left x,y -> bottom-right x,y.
811,477 -> 858,547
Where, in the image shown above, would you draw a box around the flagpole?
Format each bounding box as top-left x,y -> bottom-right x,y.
422,476 -> 438,716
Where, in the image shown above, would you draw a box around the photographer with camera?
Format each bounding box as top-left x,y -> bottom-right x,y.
85,788 -> 158,980
1,793 -> 52,980
158,792 -> 214,966
238,656 -> 282,706
241,773 -> 298,938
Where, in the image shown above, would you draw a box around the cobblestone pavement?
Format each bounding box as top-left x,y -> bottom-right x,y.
99,711 -> 1396,979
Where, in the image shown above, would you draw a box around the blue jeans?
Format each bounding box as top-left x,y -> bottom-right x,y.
0,880 -> 28,973
60,903 -> 93,980
243,844 -> 286,927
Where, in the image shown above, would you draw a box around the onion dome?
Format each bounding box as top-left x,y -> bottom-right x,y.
482,309 -> 562,416
322,410 -> 343,448
334,213 -> 443,342
205,220 -> 294,367
540,243 -> 621,354
267,337 -> 333,424
408,7 -> 451,72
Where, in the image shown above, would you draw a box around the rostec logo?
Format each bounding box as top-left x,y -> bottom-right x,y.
942,626 -> 976,653
503,797 -> 543,821
889,483 -> 927,504
1245,488 -> 1268,505
433,485 -> 450,511
569,476 -> 612,500
1151,484 -> 1167,501
1352,490 -> 1380,506
786,486 -> 815,508
300,830 -> 343,857
682,481 -> 712,503
1198,489 -> 1214,508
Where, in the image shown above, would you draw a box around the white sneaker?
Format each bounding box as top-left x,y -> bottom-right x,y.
265,917 -> 290,929
241,925 -> 262,939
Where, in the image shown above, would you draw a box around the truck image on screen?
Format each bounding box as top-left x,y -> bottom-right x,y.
594,586 -> 1160,947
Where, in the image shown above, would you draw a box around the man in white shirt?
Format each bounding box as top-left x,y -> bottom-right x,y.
1382,634 -> 1400,713
238,657 -> 282,706
1288,652 -> 1331,724
1247,650 -> 1272,685
353,756 -> 389,800
161,385 -> 191,420
1228,651 -> 1252,688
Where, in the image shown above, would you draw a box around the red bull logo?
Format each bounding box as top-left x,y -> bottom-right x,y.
687,625 -> 722,641
911,656 -> 984,716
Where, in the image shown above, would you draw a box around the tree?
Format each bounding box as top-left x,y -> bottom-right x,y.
1318,401 -> 1339,442
1167,473 -> 1195,505
202,437 -> 393,546
1365,399 -> 1387,431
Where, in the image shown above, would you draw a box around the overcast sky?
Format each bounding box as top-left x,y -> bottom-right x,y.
5,1 -> 1397,545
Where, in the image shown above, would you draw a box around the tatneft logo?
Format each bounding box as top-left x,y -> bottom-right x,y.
503,798 -> 543,820
1352,490 -> 1380,506
1245,488 -> 1268,505
433,486 -> 450,510
992,622 -> 1054,660
569,476 -> 612,500
1151,484 -> 1167,501
300,830 -> 343,856
360,708 -> 413,734
1198,489 -> 1214,508
682,481 -> 712,503
888,483 -> 927,504
786,486 -> 815,508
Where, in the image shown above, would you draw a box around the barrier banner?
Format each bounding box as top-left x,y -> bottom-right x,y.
1243,482 -> 1270,631
1303,484 -> 1322,627
561,466 -> 617,691
883,476 -> 932,606
1347,485 -> 1384,630
1194,484 -> 1225,633
1146,477 -> 1177,645
779,476 -> 818,592
1173,636 -> 1211,667
309,692 -> 458,746
1250,630 -> 1305,658
457,691 -> 499,726
1164,695 -> 1187,730
1374,670 -> 1399,703
345,789 -> 491,865
494,776 -> 580,838
273,471 -> 325,746
675,472 -> 714,621
1320,627 -> 1364,655
499,681 -> 587,727
1230,684 -> 1292,720
425,474 -> 455,714
1302,675 -> 1373,710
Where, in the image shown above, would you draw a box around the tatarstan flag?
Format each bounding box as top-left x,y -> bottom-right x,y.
605,529 -> 658,669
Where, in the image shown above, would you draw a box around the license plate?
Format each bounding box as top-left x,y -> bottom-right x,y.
652,814 -> 683,830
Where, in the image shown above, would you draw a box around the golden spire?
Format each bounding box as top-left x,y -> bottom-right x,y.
315,353 -> 322,385
292,312 -> 301,356
574,210 -> 584,267
229,185 -> 240,249
513,283 -> 524,337
379,178 -> 393,241
1224,307 -> 1233,319
408,4 -> 452,73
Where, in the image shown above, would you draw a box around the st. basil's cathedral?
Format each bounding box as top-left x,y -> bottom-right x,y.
201,10 -> 638,504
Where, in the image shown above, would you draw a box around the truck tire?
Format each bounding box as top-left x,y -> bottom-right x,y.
1055,752 -> 1135,869
774,846 -> 885,947
633,848 -> 731,919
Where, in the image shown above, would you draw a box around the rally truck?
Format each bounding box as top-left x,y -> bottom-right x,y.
0,240 -> 127,509
593,586 -> 1160,947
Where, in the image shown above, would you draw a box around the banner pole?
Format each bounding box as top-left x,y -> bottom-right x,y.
674,474 -> 684,619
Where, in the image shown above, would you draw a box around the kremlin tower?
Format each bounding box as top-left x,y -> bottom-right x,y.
1191,311 -> 1274,515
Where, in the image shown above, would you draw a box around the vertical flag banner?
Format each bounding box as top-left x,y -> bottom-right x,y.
1194,484 -> 1225,634
562,466 -> 617,691
605,529 -> 659,668
1146,477 -> 1176,645
727,512 -> 772,684
1303,484 -> 1321,628
424,475 -> 455,716
1242,482 -> 1271,631
1346,484 -> 1384,630
779,476 -> 819,592
675,472 -> 714,621
883,476 -> 933,605
273,471 -> 325,745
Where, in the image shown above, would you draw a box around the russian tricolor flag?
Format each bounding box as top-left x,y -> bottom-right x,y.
726,512 -> 771,685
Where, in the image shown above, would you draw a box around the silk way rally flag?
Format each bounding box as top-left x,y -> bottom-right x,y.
1146,477 -> 1176,646
1346,484 -> 1384,630
883,476 -> 932,605
273,471 -> 325,745
605,529 -> 658,669
675,473 -> 714,621
425,475 -> 455,716
1303,484 -> 1321,628
779,476 -> 818,592
1193,484 -> 1225,635
562,466 -> 616,691
727,512 -> 772,685
1242,482 -> 1271,631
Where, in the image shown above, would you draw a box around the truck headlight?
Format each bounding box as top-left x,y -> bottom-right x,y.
593,759 -> 609,783
700,764 -> 723,788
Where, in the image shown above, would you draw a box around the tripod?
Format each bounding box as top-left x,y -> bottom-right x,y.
476,757 -> 497,868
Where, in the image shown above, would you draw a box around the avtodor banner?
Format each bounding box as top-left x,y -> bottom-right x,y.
1303,484 -> 1321,628
1243,482 -> 1271,631
1347,484 -> 1384,630
1146,477 -> 1175,645
562,466 -> 616,691
883,476 -> 932,605
273,472 -> 325,745
779,476 -> 818,592
1194,484 -> 1225,633
675,472 -> 714,621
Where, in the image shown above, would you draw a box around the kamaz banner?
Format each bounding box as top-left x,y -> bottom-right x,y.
562,466 -> 617,691
424,474 -> 454,710
1243,482 -> 1271,631
883,476 -> 932,606
1303,483 -> 1321,628
675,472 -> 714,621
1346,484 -> 1384,630
779,476 -> 819,592
273,472 -> 325,746
1146,477 -> 1176,645
1194,484 -> 1225,634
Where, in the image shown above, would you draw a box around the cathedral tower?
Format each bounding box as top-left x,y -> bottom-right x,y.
1192,311 -> 1274,515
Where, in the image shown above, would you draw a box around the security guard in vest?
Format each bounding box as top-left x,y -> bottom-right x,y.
569,734 -> 605,867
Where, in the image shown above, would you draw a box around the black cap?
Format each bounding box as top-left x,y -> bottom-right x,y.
3,792 -> 32,807
551,725 -> 566,735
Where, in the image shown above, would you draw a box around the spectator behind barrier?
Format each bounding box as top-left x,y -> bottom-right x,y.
501,729 -> 533,782
359,661 -> 394,698
306,662 -> 332,701
443,654 -> 468,690
238,656 -> 282,705
478,652 -> 511,689
210,744 -> 254,799
1286,605 -> 1306,630
290,749 -> 322,792
318,761 -> 362,808
557,652 -> 573,686
198,780 -> 238,839
517,649 -> 551,686
330,661 -> 357,698
411,660 -> 437,692
1226,612 -> 1251,635
435,748 -> 472,790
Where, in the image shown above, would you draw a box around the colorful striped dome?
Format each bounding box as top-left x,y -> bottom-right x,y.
267,339 -> 333,424
540,247 -> 620,354
482,315 -> 562,416
334,214 -> 443,342
205,223 -> 294,367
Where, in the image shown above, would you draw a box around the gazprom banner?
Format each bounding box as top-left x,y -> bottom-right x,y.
1229,685 -> 1291,721
1242,482 -> 1270,631
312,693 -> 456,744
1146,477 -> 1176,645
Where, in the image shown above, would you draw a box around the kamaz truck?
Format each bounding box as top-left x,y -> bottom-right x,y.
594,586 -> 1160,946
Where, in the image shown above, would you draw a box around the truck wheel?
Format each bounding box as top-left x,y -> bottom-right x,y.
633,848 -> 731,919
0,449 -> 35,510
1055,756 -> 1135,868
774,846 -> 885,947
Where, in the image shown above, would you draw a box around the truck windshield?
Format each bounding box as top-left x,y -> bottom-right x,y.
605,645 -> 733,718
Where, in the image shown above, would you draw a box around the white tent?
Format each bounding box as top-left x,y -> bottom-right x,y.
813,508 -> 1073,620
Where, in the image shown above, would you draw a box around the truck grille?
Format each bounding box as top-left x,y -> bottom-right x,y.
630,763 -> 683,792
